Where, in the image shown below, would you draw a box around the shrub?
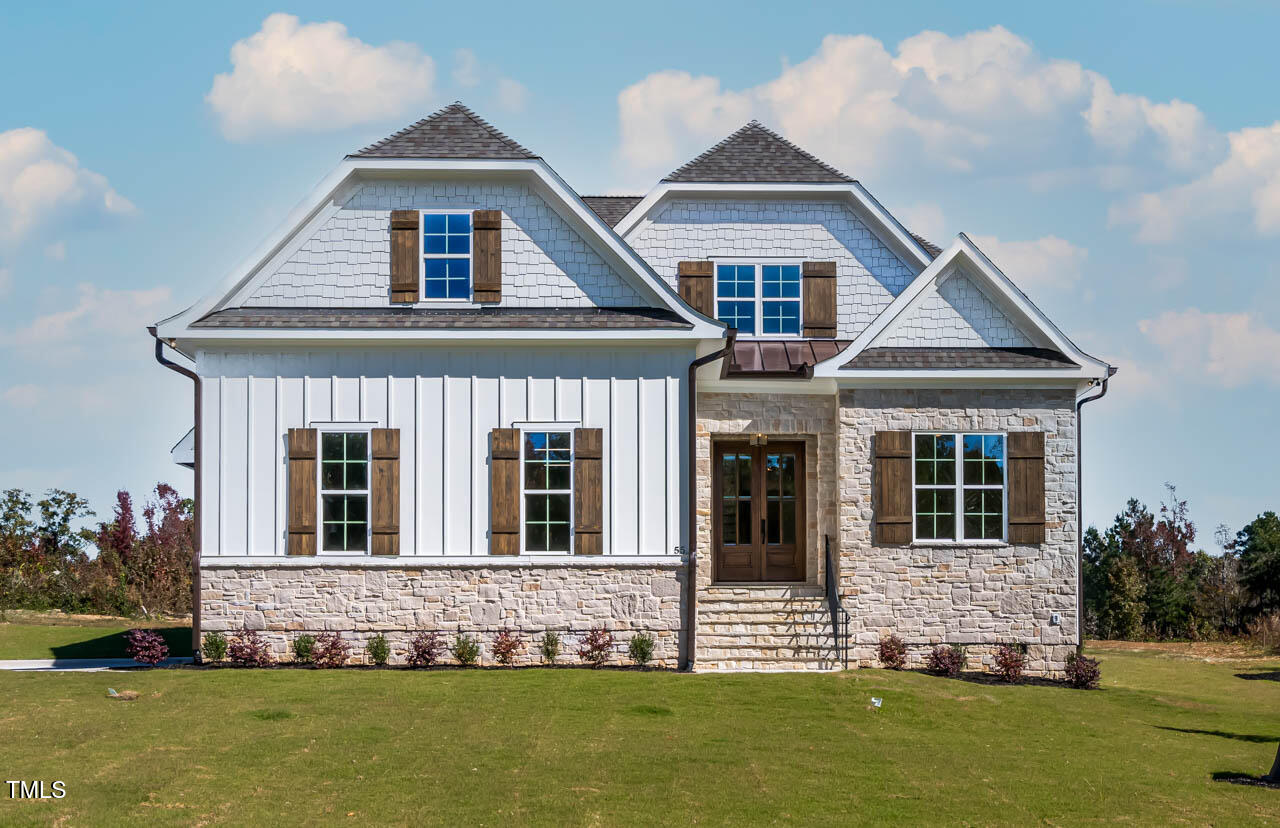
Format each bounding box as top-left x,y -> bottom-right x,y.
577,626 -> 614,667
228,627 -> 273,667
201,631 -> 228,663
925,644 -> 965,677
627,632 -> 656,667
539,631 -> 561,665
452,634 -> 481,666
406,631 -> 445,667
492,629 -> 521,666
366,634 -> 390,666
311,632 -> 351,668
125,629 -> 169,666
878,634 -> 907,670
291,634 -> 316,664
1065,652 -> 1102,689
994,644 -> 1026,684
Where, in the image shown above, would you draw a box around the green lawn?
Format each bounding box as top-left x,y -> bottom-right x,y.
0,612 -> 191,660
0,643 -> 1276,825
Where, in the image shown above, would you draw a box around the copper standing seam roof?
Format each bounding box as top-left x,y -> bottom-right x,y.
725,339 -> 852,377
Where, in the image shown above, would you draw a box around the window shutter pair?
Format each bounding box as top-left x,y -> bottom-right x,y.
676,259 -> 838,336
871,431 -> 1046,546
389,209 -> 501,304
488,427 -> 603,555
286,427 -> 400,556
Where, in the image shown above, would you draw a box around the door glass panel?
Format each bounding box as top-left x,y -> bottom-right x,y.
721,452 -> 752,546
767,500 -> 780,544
765,451 -> 799,547
737,501 -> 752,544
722,499 -> 737,545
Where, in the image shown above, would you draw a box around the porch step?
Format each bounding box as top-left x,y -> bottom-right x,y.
694,587 -> 845,672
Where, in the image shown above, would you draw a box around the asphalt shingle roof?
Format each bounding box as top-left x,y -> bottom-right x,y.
193,307 -> 689,330
581,196 -> 644,227
663,121 -> 854,184
842,347 -> 1076,371
351,103 -> 538,159
910,233 -> 943,258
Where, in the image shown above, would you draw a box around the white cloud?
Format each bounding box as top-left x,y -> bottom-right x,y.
44,241 -> 65,260
0,266 -> 9,298
968,234 -> 1088,293
2,384 -> 44,408
1138,308 -> 1280,387
617,28 -> 1224,188
0,128 -> 134,244
452,48 -> 480,88
495,78 -> 528,113
5,284 -> 172,349
206,13 -> 436,140
897,203 -> 948,241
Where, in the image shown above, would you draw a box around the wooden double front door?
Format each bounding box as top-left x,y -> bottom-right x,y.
712,441 -> 806,582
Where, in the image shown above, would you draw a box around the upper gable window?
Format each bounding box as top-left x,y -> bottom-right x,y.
715,263 -> 802,336
421,212 -> 471,300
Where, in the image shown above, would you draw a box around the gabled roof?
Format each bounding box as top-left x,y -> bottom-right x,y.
663,121 -> 854,184
582,196 -> 644,227
192,307 -> 690,330
350,102 -> 538,159
910,233 -> 943,258
842,347 -> 1075,371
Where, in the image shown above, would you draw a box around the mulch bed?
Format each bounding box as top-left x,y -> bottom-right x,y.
1212,773 -> 1280,790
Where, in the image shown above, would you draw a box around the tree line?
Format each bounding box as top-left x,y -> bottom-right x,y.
1083,484 -> 1280,641
0,484 -> 193,619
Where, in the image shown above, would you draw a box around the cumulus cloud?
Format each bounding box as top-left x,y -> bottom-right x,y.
0,128 -> 134,245
2,384 -> 44,408
1138,308 -> 1280,387
897,203 -> 948,241
968,234 -> 1088,293
5,284 -> 172,349
617,27 -> 1224,188
206,13 -> 436,140
452,48 -> 480,88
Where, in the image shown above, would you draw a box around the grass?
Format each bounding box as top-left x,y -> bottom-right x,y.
0,641 -> 1277,825
0,611 -> 191,660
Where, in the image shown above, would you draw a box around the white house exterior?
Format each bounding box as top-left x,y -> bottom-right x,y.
153,104 -> 1112,673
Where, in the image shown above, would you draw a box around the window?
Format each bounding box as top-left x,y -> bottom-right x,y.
715,263 -> 802,336
421,212 -> 471,300
319,431 -> 369,552
913,433 -> 1006,542
523,431 -> 572,552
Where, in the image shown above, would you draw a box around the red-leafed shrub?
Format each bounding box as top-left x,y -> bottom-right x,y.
878,635 -> 907,670
492,629 -> 522,666
925,644 -> 965,677
406,631 -> 445,667
1066,652 -> 1101,689
994,644 -> 1026,683
577,626 -> 614,667
125,629 -> 169,666
311,632 -> 351,668
228,627 -> 273,667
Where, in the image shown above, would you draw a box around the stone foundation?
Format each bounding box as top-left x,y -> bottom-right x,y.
200,562 -> 685,667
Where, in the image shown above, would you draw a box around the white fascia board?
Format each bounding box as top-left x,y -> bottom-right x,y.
835,370 -> 1093,385
697,376 -> 838,395
613,181 -> 934,271
811,236 -> 1112,380
155,158 -> 726,340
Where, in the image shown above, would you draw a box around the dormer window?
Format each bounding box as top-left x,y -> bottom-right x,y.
421,212 -> 472,300
715,262 -> 802,336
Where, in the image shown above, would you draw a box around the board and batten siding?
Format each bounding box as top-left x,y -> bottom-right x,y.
197,345 -> 690,558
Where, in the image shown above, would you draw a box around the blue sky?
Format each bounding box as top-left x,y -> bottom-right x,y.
2,1 -> 1277,544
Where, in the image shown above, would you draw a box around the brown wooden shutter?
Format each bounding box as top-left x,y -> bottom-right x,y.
472,209 -> 502,303
287,428 -> 318,556
1007,432 -> 1046,544
802,261 -> 837,338
677,261 -> 714,318
490,428 -> 521,555
573,428 -> 603,555
873,431 -> 912,546
370,428 -> 400,556
390,210 -> 419,303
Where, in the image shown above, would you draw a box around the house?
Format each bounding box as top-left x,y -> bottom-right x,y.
152,103 -> 1113,673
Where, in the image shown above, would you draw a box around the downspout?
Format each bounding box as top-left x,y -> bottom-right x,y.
682,331 -> 736,672
149,327 -> 202,664
1075,370 -> 1113,653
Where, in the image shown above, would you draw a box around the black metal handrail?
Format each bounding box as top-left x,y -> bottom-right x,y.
824,535 -> 851,669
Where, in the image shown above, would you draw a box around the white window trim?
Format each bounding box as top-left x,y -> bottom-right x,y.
419,209 -> 474,305
910,431 -> 1008,545
517,424 -> 576,556
315,423 -> 374,556
711,258 -> 804,338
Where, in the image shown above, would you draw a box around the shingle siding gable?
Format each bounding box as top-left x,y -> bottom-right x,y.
881,268 -> 1035,348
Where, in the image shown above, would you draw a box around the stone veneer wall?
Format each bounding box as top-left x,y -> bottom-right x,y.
201,562 -> 685,667
695,392 -> 839,589
837,388 -> 1079,676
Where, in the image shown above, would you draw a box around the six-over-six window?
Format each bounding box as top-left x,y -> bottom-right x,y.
715,263 -> 802,335
523,431 -> 573,553
913,433 -> 1006,542
319,431 -> 370,553
421,212 -> 471,300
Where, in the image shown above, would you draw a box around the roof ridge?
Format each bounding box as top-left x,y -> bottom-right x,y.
350,101 -> 538,159
662,120 -> 854,183
446,101 -> 537,158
